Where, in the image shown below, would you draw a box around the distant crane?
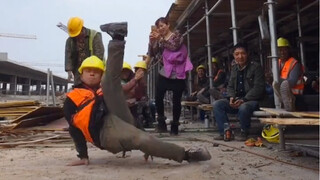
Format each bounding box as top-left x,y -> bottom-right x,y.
0,33 -> 36,39
56,22 -> 68,33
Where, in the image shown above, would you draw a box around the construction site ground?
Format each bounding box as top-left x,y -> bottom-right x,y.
1,111 -> 319,180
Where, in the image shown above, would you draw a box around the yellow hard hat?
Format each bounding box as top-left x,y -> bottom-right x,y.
196,65 -> 205,72
261,124 -> 279,143
277,37 -> 290,47
134,61 -> 147,70
212,57 -> 218,63
123,62 -> 132,71
78,56 -> 105,74
68,17 -> 84,37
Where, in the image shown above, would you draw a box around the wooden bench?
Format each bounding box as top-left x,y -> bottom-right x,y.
181,101 -> 201,121
259,107 -> 320,150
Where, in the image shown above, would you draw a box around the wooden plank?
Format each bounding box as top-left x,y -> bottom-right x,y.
259,118 -> 320,125
0,135 -> 60,147
290,112 -> 320,118
181,101 -> 201,106
259,107 -> 295,117
0,106 -> 38,111
11,106 -> 62,123
260,107 -> 320,118
0,100 -> 40,108
12,112 -> 64,129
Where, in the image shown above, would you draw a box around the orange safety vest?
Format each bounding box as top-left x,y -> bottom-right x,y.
67,87 -> 103,143
279,57 -> 304,95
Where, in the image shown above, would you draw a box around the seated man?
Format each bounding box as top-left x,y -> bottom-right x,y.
197,57 -> 227,104
121,61 -> 145,129
63,22 -> 211,166
273,37 -> 304,111
185,65 -> 209,101
212,43 -> 265,141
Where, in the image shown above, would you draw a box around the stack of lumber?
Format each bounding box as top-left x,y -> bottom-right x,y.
0,100 -> 64,129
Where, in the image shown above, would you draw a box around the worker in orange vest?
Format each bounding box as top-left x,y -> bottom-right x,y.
273,37 -> 304,111
64,22 -> 211,166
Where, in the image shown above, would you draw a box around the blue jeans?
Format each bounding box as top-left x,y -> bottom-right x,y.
212,99 -> 259,135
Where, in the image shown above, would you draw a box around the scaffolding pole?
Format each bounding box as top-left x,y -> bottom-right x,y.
296,0 -> 306,70
230,0 -> 238,45
266,0 -> 282,108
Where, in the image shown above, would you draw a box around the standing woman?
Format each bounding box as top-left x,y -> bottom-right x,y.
148,17 -> 193,135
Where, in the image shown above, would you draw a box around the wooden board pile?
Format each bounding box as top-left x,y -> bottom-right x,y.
0,100 -> 70,148
0,100 -> 64,129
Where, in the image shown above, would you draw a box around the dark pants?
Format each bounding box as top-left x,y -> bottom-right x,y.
99,40 -> 185,162
155,75 -> 186,125
212,99 -> 259,135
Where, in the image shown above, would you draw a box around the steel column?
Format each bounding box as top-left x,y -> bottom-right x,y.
230,0 -> 238,45
296,0 -> 306,70
266,0 -> 281,110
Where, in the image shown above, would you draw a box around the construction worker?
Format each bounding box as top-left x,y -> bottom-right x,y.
121,61 -> 145,129
185,65 -> 208,102
65,17 -> 105,86
212,43 -> 265,141
133,61 -> 155,128
273,37 -> 304,111
197,58 -> 226,104
64,22 -> 211,166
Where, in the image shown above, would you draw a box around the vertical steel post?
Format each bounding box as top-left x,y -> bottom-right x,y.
50,70 -> 56,106
186,21 -> 193,95
205,0 -> 213,91
230,0 -> 238,45
266,0 -> 281,110
296,0 -> 306,70
46,68 -> 50,106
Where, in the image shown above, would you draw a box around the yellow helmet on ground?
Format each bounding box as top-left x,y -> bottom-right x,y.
212,57 -> 218,63
134,61 -> 147,70
123,62 -> 132,71
78,56 -> 105,74
277,37 -> 290,47
68,17 -> 84,37
196,65 -> 205,72
261,124 -> 279,143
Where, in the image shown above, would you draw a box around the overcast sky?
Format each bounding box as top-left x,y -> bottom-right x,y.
0,0 -> 173,78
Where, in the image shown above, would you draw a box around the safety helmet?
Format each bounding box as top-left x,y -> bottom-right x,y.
261,124 -> 279,143
212,57 -> 218,63
196,65 -> 205,72
122,62 -> 132,71
78,56 -> 105,74
134,61 -> 147,70
277,37 -> 290,47
68,17 -> 84,37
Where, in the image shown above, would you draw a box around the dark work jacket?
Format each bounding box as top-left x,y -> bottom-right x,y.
227,61 -> 265,101
63,84 -> 108,159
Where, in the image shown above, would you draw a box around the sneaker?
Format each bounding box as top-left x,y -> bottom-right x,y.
213,134 -> 224,140
235,130 -> 248,141
186,147 -> 211,162
100,22 -> 127,40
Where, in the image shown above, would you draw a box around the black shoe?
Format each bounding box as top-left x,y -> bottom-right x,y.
100,22 -> 127,40
235,130 -> 248,141
170,124 -> 179,135
185,147 -> 211,162
155,116 -> 167,133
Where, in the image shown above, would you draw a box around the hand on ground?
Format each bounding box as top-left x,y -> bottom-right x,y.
66,158 -> 89,166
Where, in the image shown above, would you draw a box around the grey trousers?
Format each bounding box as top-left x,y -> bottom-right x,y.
100,40 -> 185,162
